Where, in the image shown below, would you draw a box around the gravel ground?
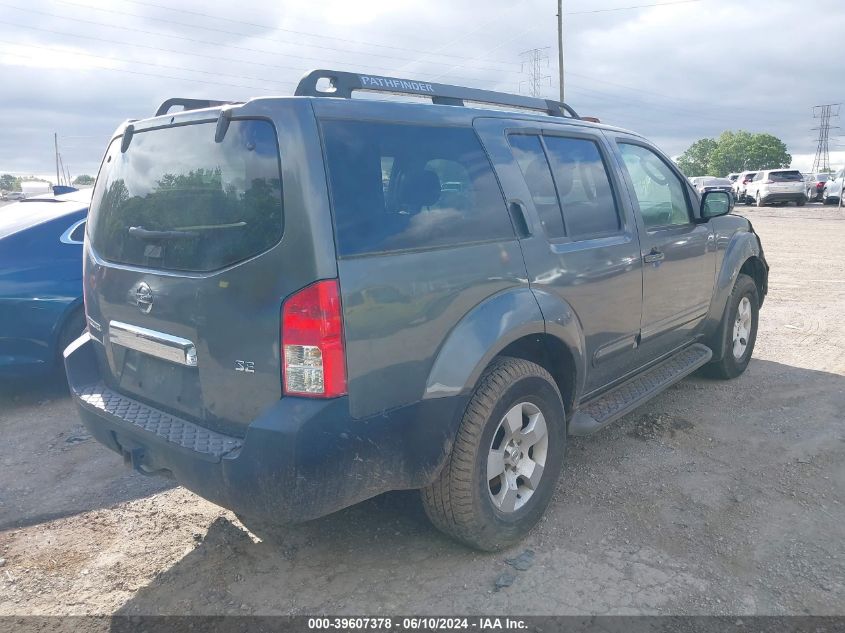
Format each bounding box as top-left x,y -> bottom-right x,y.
1,203 -> 843,616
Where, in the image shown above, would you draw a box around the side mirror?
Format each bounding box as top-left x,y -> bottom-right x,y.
700,190 -> 732,220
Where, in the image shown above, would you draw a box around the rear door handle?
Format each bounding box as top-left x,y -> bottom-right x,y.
508,201 -> 532,239
643,248 -> 665,264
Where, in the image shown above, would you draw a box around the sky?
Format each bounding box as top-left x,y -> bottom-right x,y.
2,0 -> 844,181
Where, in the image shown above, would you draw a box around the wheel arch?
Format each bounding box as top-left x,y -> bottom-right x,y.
703,230 -> 767,359
51,297 -> 85,364
423,287 -> 586,411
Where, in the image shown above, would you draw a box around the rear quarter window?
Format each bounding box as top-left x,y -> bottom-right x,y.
321,120 -> 513,257
88,119 -> 283,272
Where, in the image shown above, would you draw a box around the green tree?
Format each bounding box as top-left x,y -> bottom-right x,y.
73,174 -> 95,186
708,131 -> 791,176
676,131 -> 792,177
677,138 -> 717,176
0,174 -> 20,191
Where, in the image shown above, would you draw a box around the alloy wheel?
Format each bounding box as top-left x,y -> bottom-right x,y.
487,401 -> 549,513
732,296 -> 752,360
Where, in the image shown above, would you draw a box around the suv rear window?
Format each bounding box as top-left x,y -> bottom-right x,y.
88,119 -> 283,272
321,120 -> 512,257
769,170 -> 803,182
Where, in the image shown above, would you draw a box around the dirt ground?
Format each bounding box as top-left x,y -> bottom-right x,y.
1,203 -> 843,616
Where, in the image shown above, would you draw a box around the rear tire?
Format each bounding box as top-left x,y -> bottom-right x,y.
704,274 -> 759,380
421,357 -> 566,551
796,197 -> 806,207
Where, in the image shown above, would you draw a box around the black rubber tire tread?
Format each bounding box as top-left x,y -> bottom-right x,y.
421,356 -> 564,551
704,273 -> 759,380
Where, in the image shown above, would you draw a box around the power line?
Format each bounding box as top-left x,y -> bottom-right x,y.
0,21 -> 521,93
119,0 -> 523,67
52,0 -> 527,73
0,39 -> 295,87
391,0 -> 531,74
811,104 -> 841,174
0,50 -> 277,92
566,0 -> 703,15
520,47 -> 551,97
1,1 -> 527,78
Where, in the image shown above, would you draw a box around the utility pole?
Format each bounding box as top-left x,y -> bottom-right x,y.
557,0 -> 564,102
520,47 -> 551,97
54,132 -> 60,186
811,104 -> 840,174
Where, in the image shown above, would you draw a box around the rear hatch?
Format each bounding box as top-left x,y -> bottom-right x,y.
84,108 -> 325,435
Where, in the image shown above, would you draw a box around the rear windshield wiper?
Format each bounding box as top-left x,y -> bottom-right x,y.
128,226 -> 199,240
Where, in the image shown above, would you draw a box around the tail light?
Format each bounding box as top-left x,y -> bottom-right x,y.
282,279 -> 347,398
817,182 -> 824,189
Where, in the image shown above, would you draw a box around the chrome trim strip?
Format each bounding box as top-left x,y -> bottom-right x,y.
108,321 -> 198,367
60,218 -> 86,245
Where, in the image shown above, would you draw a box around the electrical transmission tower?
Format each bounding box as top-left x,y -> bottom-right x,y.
811,104 -> 840,173
520,47 -> 551,97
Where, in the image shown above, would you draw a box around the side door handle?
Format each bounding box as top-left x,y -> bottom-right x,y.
508,200 -> 532,239
643,248 -> 665,264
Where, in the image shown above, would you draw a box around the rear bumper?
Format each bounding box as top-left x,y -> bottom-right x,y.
65,334 -> 462,523
761,192 -> 805,203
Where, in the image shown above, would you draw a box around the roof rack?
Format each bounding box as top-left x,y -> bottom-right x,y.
154,98 -> 242,117
295,69 -> 581,119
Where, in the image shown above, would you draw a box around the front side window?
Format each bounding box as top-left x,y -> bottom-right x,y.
618,142 -> 691,229
507,134 -> 565,239
88,119 -> 283,272
543,136 -> 620,239
321,120 -> 512,257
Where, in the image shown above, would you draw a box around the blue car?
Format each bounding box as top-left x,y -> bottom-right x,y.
0,190 -> 91,377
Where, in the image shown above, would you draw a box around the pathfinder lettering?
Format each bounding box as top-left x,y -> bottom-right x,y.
359,75 -> 435,93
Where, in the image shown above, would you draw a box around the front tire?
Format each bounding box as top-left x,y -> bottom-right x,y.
704,274 -> 759,380
756,192 -> 764,207
422,357 -> 566,551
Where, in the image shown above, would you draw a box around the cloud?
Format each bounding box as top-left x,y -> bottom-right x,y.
2,0 -> 844,179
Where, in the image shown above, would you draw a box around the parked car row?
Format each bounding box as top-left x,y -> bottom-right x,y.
721,169 -> 844,207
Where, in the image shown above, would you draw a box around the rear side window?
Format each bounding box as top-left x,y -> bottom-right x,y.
543,136 -> 620,239
507,134 -> 565,239
769,170 -> 803,182
321,120 -> 512,257
88,119 -> 283,272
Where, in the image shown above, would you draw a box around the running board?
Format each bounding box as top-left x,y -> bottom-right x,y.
568,343 -> 712,436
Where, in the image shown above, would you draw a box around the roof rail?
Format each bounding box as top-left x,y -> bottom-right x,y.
154,98 -> 241,117
295,69 -> 580,119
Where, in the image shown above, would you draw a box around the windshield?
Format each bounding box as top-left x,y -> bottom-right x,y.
88,119 -> 283,272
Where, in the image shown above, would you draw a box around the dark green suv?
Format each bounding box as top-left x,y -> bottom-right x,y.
66,70 -> 768,550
